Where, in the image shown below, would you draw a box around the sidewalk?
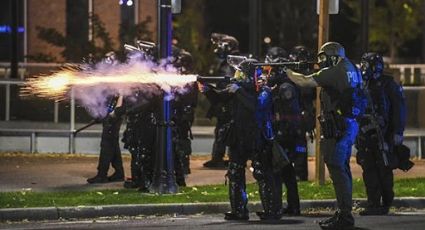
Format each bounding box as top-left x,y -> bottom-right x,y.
0,153 -> 424,192
1,153 -> 425,221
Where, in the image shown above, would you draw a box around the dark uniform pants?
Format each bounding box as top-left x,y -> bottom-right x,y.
227,142 -> 250,215
322,118 -> 358,223
211,118 -> 229,161
357,147 -> 394,208
281,163 -> 300,210
98,117 -> 124,177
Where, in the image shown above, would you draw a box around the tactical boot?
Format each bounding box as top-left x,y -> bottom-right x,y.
203,159 -> 229,169
224,211 -> 249,221
256,211 -> 283,220
176,177 -> 187,187
108,171 -> 125,182
256,176 -> 282,220
123,177 -> 142,189
87,175 -> 108,184
282,207 -> 301,216
319,212 -> 354,230
359,206 -> 389,216
318,211 -> 339,225
138,185 -> 150,193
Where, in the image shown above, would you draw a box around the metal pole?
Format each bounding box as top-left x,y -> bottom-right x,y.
135,0 -> 139,24
150,0 -> 178,194
30,132 -> 37,153
69,89 -> 75,153
360,0 -> 369,56
5,84 -> 10,121
54,101 -> 59,123
249,0 -> 261,58
10,0 -> 19,79
24,0 -> 28,63
158,0 -> 172,59
88,0 -> 93,42
316,0 -> 329,185
150,93 -> 178,194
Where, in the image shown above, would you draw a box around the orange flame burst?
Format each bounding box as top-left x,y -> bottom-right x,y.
21,65 -> 197,100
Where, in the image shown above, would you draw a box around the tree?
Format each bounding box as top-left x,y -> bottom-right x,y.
348,0 -> 423,62
371,0 -> 423,61
173,0 -> 215,75
262,0 -> 318,53
30,14 -> 152,63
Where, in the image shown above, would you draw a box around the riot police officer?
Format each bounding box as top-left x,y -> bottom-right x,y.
266,47 -> 302,216
208,57 -> 281,220
287,42 -> 363,229
121,91 -> 159,192
203,33 -> 239,168
289,46 -> 315,181
87,95 -> 125,184
119,43 -> 159,192
356,52 -> 406,215
171,47 -> 197,186
87,53 -> 125,184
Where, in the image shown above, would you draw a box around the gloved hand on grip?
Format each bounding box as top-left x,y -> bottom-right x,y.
393,134 -> 403,146
227,83 -> 240,93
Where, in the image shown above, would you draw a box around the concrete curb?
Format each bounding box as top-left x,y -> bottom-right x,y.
1,198 -> 425,221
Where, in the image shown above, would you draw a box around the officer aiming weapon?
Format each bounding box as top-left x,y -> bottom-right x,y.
363,82 -> 390,167
74,95 -> 120,135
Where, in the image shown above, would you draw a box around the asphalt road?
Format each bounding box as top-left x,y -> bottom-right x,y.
2,211 -> 425,230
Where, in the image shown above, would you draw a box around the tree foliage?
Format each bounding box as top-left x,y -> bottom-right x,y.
30,14 -> 152,63
173,0 -> 215,75
347,0 -> 423,61
262,0 -> 318,53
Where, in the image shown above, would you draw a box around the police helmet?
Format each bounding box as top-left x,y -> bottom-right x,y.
103,51 -> 116,65
265,47 -> 288,63
289,45 -> 313,62
317,42 -> 345,68
232,57 -> 257,82
172,46 -> 193,74
211,33 -> 239,58
360,52 -> 384,81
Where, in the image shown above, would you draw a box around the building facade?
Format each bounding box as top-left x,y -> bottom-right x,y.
0,0 -> 158,62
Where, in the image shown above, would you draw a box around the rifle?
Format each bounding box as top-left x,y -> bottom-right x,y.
74,95 -> 120,136
252,61 -> 318,72
363,81 -> 389,167
74,119 -> 100,135
196,76 -> 233,84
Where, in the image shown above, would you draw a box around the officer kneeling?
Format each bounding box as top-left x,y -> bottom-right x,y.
287,42 -> 364,230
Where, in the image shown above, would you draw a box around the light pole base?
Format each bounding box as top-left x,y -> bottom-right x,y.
149,170 -> 178,194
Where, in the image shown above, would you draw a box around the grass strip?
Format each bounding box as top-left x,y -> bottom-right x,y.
1,178 -> 425,209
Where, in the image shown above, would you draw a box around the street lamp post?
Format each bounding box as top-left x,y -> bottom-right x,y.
316,0 -> 330,186
10,0 -> 19,79
249,0 -> 261,58
149,0 -> 178,194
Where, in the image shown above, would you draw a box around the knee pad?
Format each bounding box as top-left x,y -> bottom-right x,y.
252,161 -> 264,181
227,162 -> 245,182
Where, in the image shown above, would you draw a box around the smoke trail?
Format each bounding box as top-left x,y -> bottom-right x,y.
22,56 -> 197,118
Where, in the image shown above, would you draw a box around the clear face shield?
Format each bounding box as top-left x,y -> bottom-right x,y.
265,55 -> 286,64
317,52 -> 328,68
228,55 -> 247,81
317,52 -> 340,69
360,60 -> 371,80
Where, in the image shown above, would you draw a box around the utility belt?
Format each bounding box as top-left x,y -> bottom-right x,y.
318,111 -> 347,139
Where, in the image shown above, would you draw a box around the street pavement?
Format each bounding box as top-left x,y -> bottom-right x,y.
1,211 -> 425,229
0,154 -> 424,192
